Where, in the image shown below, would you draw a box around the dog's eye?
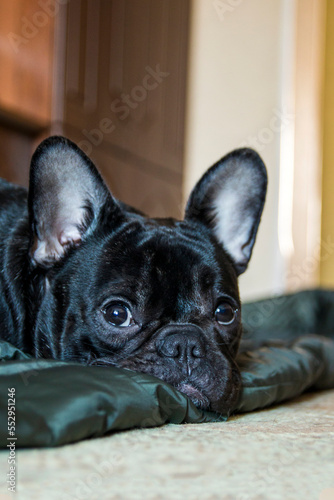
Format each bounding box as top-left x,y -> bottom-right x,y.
215,303 -> 237,325
103,303 -> 133,327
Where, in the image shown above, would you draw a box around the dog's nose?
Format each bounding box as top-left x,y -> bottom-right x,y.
157,331 -> 206,362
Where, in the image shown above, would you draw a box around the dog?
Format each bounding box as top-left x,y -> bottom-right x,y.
0,136 -> 267,414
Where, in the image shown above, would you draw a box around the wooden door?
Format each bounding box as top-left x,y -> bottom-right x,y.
0,0 -> 190,219
0,0 -> 55,186
61,0 -> 190,218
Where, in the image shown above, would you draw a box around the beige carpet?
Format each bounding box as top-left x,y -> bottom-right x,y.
1,389 -> 334,500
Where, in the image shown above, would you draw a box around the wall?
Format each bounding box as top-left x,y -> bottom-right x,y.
184,0 -> 286,301
321,0 -> 334,287
183,0 -> 325,301
290,0 -> 325,292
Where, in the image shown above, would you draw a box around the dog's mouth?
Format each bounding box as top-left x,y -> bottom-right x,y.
176,382 -> 210,410
88,357 -> 211,409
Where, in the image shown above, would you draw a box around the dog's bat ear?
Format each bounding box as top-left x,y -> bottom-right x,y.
29,136 -> 122,268
185,148 -> 267,275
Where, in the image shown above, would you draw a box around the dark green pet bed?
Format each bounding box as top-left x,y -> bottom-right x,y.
1,289 -> 334,448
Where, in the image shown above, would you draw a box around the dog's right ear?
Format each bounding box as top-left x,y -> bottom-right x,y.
29,136 -> 122,268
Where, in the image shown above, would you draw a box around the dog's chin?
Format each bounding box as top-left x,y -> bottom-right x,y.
88,357 -> 240,415
176,382 -> 210,410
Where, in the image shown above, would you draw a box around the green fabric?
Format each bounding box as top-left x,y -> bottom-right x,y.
236,335 -> 334,412
1,289 -> 334,448
0,353 -> 223,448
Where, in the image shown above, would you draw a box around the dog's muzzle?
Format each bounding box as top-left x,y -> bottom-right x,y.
156,324 -> 206,377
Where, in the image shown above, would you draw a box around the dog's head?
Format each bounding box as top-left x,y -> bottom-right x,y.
28,136 -> 267,414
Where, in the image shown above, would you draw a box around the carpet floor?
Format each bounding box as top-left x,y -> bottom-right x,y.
1,389 -> 333,500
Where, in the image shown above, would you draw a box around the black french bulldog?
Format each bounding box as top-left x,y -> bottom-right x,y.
0,136 -> 267,414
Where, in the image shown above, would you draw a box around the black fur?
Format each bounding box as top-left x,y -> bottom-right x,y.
0,136 -> 267,414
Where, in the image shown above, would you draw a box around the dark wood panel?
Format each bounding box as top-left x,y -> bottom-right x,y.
88,148 -> 183,219
65,123 -> 183,217
0,0 -> 54,126
0,124 -> 33,187
0,0 -> 56,184
63,0 -> 189,217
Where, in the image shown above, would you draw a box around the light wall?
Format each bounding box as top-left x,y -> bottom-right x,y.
183,0 -> 287,301
183,0 -> 325,301
321,0 -> 334,287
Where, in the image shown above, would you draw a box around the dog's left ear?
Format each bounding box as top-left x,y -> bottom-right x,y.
185,148 -> 267,275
